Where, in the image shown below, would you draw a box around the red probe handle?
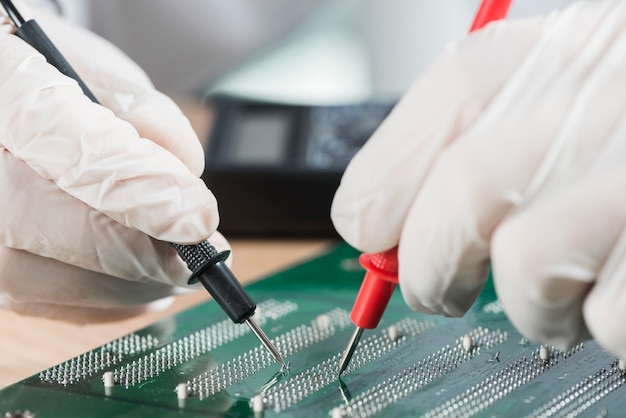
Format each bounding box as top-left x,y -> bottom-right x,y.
349,0 -> 512,331
350,248 -> 399,329
470,0 -> 512,32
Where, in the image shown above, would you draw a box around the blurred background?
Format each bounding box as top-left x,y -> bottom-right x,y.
57,0 -> 577,102
51,0 -> 579,238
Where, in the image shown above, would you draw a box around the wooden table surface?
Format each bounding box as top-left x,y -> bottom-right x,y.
0,239 -> 332,389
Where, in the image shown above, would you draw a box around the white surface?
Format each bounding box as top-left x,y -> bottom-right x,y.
57,1 -> 580,98
176,382 -> 189,400
462,335 -> 474,352
103,371 -> 114,387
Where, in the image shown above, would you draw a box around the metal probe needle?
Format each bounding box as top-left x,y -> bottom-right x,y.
246,317 -> 288,370
337,327 -> 364,375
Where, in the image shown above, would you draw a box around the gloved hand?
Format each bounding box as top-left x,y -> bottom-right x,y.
332,0 -> 626,358
0,2 -> 227,322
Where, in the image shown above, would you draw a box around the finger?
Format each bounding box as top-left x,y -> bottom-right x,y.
111,90 -> 206,177
331,17 -> 545,253
0,297 -> 174,324
492,168 -> 626,351
397,1 -> 626,316
207,230 -> 233,267
0,247 -> 178,310
584,211 -> 626,359
0,149 -> 229,285
27,8 -> 206,176
396,124 -> 560,317
0,34 -> 217,244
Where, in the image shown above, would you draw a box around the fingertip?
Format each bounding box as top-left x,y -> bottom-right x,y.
330,187 -> 399,252
397,287 -> 438,316
584,282 -> 626,359
157,189 -> 220,244
492,222 -> 550,344
206,230 -> 233,268
207,230 -> 231,253
118,90 -> 206,177
492,218 -> 591,350
396,239 -> 486,318
392,150 -> 491,318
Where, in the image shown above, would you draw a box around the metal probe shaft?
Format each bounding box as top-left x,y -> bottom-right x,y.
245,317 -> 287,370
337,327 -> 363,375
0,0 -> 287,369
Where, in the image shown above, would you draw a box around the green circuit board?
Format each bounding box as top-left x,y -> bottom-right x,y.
1,242 -> 624,417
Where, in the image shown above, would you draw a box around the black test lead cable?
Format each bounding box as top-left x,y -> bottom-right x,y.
1,0 -> 98,103
1,0 -> 288,370
1,0 -> 23,25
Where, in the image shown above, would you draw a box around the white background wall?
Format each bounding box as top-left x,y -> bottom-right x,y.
56,0 -> 581,101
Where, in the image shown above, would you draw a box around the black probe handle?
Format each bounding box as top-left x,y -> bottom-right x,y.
15,19 -> 99,103
173,242 -> 256,323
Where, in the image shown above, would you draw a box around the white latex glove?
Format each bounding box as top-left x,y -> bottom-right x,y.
0,2 -> 227,322
332,0 -> 626,358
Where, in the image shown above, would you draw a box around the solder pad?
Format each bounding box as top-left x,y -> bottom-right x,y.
1,243 -> 624,417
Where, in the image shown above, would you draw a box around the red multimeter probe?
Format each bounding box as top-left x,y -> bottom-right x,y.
337,0 -> 513,376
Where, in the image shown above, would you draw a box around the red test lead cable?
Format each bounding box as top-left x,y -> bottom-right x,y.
337,0 -> 513,376
470,0 -> 512,32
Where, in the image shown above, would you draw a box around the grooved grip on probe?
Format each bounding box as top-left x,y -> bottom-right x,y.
173,242 -> 256,324
172,241 -> 222,276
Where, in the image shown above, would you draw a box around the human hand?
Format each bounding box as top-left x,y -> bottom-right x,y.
332,0 -> 626,357
0,2 -> 226,322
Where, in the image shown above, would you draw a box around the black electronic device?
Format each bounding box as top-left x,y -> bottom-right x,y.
202,96 -> 395,237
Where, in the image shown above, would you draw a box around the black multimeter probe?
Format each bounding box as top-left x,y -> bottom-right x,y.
1,0 -> 287,370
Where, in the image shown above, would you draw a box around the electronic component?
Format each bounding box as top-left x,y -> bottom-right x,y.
1,243 -> 626,417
